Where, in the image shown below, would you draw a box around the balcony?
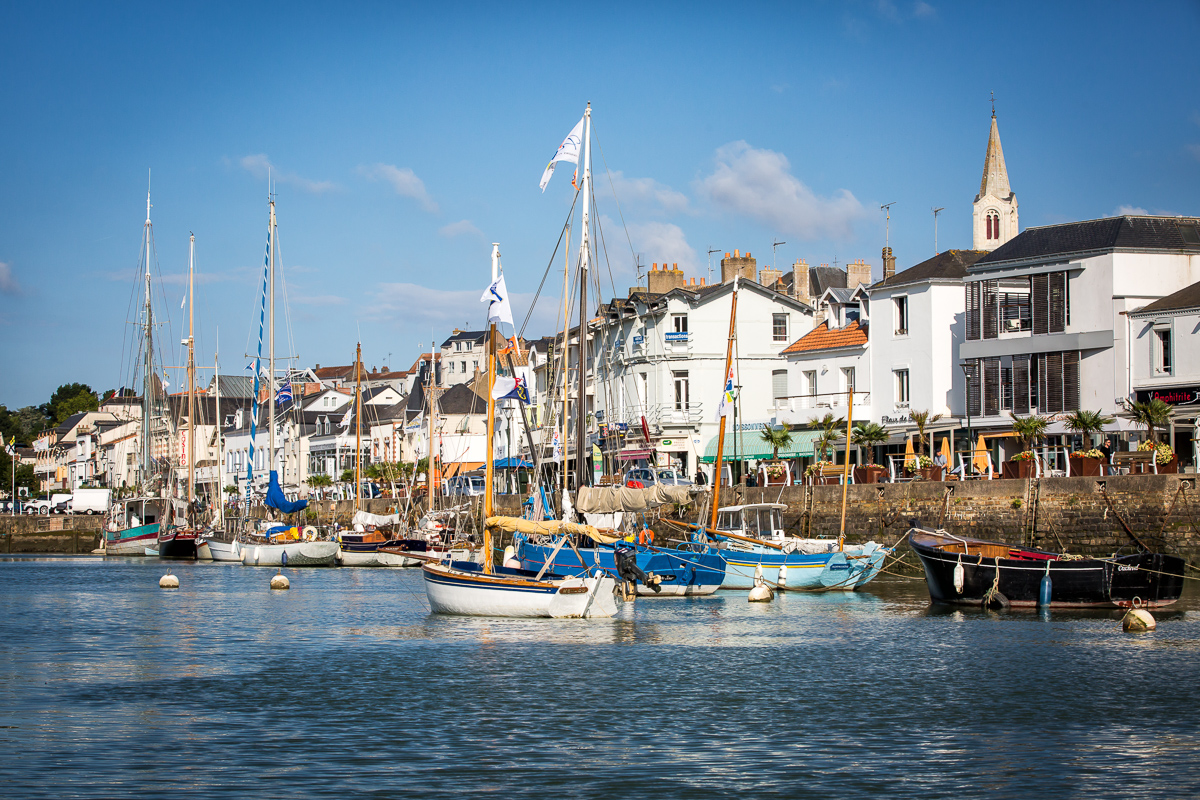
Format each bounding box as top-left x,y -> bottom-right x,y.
778,391 -> 871,413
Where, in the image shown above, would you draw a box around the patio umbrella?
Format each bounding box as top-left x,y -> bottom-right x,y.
939,436 -> 952,468
973,434 -> 989,472
903,437 -> 916,468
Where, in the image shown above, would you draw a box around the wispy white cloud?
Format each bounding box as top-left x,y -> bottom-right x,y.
697,141 -> 865,240
1187,143 -> 1200,163
239,154 -> 337,194
1113,204 -> 1150,216
359,163 -> 438,213
913,1 -> 936,18
368,283 -> 559,336
439,219 -> 483,238
625,221 -> 698,274
290,294 -> 347,306
0,261 -> 21,295
602,170 -> 690,214
874,0 -> 901,21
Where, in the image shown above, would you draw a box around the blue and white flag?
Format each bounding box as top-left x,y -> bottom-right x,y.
539,115 -> 585,192
275,380 -> 292,407
481,274 -> 515,329
716,364 -> 736,420
491,374 -> 530,404
552,431 -> 561,462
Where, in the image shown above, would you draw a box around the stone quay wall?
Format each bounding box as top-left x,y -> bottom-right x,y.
0,515 -> 103,554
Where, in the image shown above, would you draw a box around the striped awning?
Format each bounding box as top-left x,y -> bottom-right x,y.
700,430 -> 820,463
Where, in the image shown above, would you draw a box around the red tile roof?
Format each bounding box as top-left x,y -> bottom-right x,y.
781,320 -> 867,354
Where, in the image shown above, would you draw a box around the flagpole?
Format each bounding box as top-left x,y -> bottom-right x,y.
710,277 -> 739,531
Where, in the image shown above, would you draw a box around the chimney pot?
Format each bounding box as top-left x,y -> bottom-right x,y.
652,262 -> 658,270
672,262 -> 678,270
734,250 -> 740,258
725,252 -> 730,258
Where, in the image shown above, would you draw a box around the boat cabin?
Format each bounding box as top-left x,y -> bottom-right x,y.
714,503 -> 787,542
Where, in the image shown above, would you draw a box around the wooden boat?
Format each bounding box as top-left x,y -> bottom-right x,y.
909,526 -> 1185,609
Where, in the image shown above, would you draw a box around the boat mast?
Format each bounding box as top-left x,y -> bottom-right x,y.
709,277 -> 739,530
268,193 -> 276,481
214,335 -> 223,529
141,186 -> 154,490
575,103 -> 592,489
838,389 -> 854,551
559,224 -> 570,503
484,244 -> 500,572
187,233 -> 196,521
427,333 -> 437,511
354,342 -> 362,513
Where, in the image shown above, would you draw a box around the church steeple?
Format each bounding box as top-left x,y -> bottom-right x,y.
973,108 -> 1018,251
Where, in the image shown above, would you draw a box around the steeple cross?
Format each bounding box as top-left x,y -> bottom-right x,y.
990,90 -> 996,116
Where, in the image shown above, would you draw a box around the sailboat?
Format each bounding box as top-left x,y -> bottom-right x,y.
239,190 -> 337,568
105,186 -> 174,556
422,240 -> 618,617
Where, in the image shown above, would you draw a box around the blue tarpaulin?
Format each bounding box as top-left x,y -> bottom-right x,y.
265,470 -> 308,514
493,457 -> 532,468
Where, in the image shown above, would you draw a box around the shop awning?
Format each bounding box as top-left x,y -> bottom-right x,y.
617,449 -> 653,461
700,430 -> 820,463
493,457 -> 532,468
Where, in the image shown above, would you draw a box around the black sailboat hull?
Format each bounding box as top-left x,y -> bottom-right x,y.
911,531 -> 1184,609
158,529 -> 200,560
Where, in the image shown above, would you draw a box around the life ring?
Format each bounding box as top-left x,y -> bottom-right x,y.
303,525 -> 318,541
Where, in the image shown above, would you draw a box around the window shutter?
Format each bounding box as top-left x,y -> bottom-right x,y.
1013,355 -> 1031,415
966,282 -> 980,340
1063,351 -> 1080,411
982,280 -> 999,339
1046,351 -> 1064,413
772,370 -> 788,400
1048,272 -> 1066,333
1032,274 -> 1049,335
966,360 -> 981,417
983,357 -> 1000,417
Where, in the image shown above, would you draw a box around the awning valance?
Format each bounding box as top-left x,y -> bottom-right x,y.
700,430 -> 820,463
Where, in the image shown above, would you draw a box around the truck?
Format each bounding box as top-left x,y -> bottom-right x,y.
69,488 -> 111,515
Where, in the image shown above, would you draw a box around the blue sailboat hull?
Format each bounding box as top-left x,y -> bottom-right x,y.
515,538 -> 725,596
718,544 -> 887,590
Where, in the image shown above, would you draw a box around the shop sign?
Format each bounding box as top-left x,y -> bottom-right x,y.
665,331 -> 689,342
661,439 -> 673,446
882,413 -> 913,425
1134,386 -> 1200,406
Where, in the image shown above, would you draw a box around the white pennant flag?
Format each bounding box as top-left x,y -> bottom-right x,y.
338,405 -> 353,429
480,274 -> 515,329
538,116 -> 584,192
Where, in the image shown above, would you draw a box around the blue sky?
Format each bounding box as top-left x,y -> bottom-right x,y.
2,1 -> 1198,407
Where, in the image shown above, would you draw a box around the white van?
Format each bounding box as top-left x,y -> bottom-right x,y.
70,488 -> 111,515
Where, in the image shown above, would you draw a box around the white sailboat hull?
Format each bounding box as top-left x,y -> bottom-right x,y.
207,539 -> 244,562
241,541 -> 338,567
338,548 -> 413,567
423,563 -> 618,618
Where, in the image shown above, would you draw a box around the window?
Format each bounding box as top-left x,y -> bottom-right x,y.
460,361 -> 467,374
841,367 -> 855,394
448,361 -> 455,373
673,371 -> 689,411
1032,271 -> 1068,335
1000,363 -> 1013,410
638,372 -> 648,408
804,371 -> 817,399
772,314 -> 788,342
772,370 -> 788,403
472,360 -> 479,372
455,342 -> 461,351
987,212 -> 1000,240
465,342 -> 473,351
672,314 -> 688,334
894,296 -> 908,335
1154,327 -> 1173,375
895,369 -> 910,405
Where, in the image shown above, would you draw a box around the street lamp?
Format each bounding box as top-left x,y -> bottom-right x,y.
960,362 -> 974,475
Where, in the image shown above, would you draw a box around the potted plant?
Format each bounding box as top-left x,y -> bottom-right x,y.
758,424 -> 794,486
1002,449 -> 1037,479
805,460 -> 839,486
761,460 -> 790,486
1136,440 -> 1177,474
1064,409 -> 1114,477
907,454 -> 941,480
851,422 -> 890,484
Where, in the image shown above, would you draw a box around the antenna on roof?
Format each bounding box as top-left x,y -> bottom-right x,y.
881,202 -> 895,248
707,247 -> 720,283
933,207 -> 945,254
772,238 -> 787,272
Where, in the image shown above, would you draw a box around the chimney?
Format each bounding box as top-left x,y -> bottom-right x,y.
647,261 -> 686,293
790,258 -> 811,307
720,249 -> 757,283
847,258 -> 872,289
758,266 -> 783,288
882,246 -> 896,280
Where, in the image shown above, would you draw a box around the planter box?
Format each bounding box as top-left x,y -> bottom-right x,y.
1133,456 -> 1178,475
906,466 -> 944,481
1001,460 -> 1036,480
854,466 -> 888,484
1068,456 -> 1103,477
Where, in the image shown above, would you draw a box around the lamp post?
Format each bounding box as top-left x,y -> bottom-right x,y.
960,362 -> 974,475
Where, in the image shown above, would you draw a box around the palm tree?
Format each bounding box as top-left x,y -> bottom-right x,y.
758,423 -> 793,460
851,421 -> 889,465
305,474 -> 332,488
909,409 -> 943,456
1064,409 -> 1115,450
1009,412 -> 1049,453
1129,398 -> 1173,444
813,413 -> 845,462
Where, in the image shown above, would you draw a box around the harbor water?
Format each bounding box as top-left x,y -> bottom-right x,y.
1,556 -> 1198,798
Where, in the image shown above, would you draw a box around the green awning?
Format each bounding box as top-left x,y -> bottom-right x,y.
700,430 -> 820,463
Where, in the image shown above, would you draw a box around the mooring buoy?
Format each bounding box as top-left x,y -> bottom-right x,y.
1122,608 -> 1155,632
159,571 -> 179,589
748,564 -> 774,602
270,570 -> 290,590
503,545 -> 521,569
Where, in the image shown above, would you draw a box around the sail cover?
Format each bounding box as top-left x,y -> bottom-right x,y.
352,509 -> 400,527
265,470 -> 308,514
574,485 -> 695,514
484,515 -> 623,545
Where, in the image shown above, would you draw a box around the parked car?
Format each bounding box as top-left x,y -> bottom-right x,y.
622,468 -> 693,487
25,493 -> 74,515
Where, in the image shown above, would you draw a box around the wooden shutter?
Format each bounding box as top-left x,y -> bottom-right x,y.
1013,355 -> 1031,415
1063,351 -> 1079,411
983,357 -> 1000,417
965,360 -> 981,417
966,282 -> 981,341
1048,272 -> 1066,333
1032,273 -> 1049,335
982,280 -> 999,340
1045,351 -> 1064,413
1035,353 -> 1047,413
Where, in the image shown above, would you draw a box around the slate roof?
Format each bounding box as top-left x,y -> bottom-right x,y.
441,330 -> 487,348
974,216 -> 1200,268
781,320 -> 868,355
437,383 -> 487,415
1131,279 -> 1200,315
208,375 -> 256,398
875,249 -> 989,289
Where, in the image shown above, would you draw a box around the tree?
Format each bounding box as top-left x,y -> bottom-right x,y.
812,413 -> 845,462
758,424 -> 793,460
305,475 -> 332,488
339,468 -> 355,483
850,421 -> 889,465
1009,412 -> 1049,453
909,409 -> 943,456
223,484 -> 240,495
1129,398 -> 1173,444
1064,409 -> 1115,449
42,383 -> 99,425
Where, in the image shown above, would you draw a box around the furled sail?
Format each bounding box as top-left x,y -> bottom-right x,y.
574,485 -> 695,514
265,470 -> 307,514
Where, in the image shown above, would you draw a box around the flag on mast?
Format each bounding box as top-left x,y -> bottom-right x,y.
538,116 -> 585,192
480,274 -> 515,329
717,365 -> 736,420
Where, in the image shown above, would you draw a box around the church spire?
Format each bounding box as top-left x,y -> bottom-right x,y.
972,107 -> 1018,251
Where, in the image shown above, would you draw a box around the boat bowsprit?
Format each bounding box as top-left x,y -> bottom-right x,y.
909,526 -> 1185,609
